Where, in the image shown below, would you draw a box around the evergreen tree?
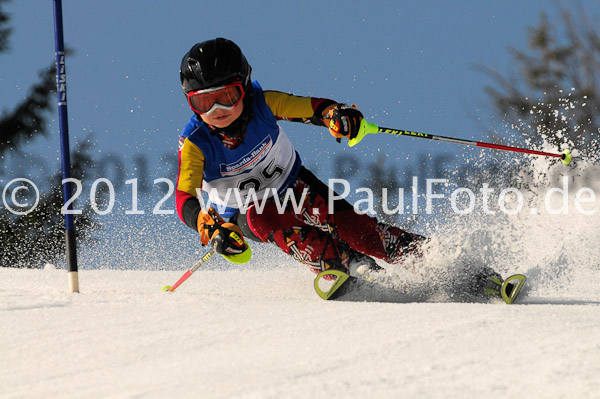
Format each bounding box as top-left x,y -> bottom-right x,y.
0,0 -> 9,53
0,1 -> 96,268
482,4 -> 600,158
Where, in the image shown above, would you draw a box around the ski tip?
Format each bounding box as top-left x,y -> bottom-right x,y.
162,285 -> 173,292
314,270 -> 352,300
501,274 -> 527,304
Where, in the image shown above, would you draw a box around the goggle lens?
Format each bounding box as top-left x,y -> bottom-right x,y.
187,82 -> 244,115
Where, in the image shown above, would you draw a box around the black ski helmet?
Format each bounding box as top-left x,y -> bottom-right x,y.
180,38 -> 252,94
179,38 -> 254,146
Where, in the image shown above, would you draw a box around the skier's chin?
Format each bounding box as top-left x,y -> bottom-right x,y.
210,115 -> 235,128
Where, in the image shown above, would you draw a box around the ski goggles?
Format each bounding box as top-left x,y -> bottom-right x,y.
186,82 -> 245,115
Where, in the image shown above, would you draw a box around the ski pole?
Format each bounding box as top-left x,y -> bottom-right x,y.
162,228 -> 252,292
349,119 -> 573,165
163,248 -> 216,292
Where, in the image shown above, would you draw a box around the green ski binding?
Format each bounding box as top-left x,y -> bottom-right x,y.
314,270 -> 352,300
501,274 -> 527,304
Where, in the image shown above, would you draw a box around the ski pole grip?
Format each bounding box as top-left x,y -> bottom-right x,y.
222,244 -> 251,264
221,232 -> 252,264
348,119 -> 380,147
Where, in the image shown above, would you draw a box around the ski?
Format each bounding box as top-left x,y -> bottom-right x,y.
313,270 -> 356,300
314,270 -> 527,304
313,269 -> 387,301
501,274 -> 527,304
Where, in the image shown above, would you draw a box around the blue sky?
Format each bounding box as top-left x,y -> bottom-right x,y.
3,1 -> 600,266
5,1 -> 596,184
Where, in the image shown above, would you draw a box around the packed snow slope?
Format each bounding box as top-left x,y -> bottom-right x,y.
2,258 -> 599,399
3,151 -> 600,398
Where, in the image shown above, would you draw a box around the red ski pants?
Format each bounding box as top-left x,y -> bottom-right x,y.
245,167 -> 424,274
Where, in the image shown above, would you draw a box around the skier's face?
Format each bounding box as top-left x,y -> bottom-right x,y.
199,100 -> 244,128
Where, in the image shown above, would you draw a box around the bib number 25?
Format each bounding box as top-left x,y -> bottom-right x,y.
237,159 -> 284,192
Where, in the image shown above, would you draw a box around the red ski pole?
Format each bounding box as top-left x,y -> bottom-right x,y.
162,228 -> 252,292
349,120 -> 573,165
162,248 -> 216,292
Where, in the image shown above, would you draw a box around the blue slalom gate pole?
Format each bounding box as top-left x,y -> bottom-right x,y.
53,0 -> 79,293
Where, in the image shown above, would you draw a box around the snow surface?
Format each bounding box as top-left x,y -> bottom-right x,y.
3,151 -> 600,399
2,263 -> 599,399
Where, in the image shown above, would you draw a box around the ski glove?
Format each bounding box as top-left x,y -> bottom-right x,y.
207,222 -> 247,256
198,207 -> 246,256
327,104 -> 363,141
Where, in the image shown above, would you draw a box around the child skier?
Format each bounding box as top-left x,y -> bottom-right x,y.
175,37 -> 512,299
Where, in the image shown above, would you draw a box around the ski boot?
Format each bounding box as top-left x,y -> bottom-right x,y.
347,251 -> 383,280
